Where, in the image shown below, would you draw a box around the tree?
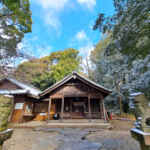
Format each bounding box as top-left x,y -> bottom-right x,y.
15,48 -> 82,90
0,0 -> 32,66
49,48 -> 81,83
15,57 -> 50,84
90,34 -> 130,113
92,0 -> 150,113
94,0 -> 150,61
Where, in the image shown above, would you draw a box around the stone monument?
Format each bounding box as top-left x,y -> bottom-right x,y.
130,92 -> 150,150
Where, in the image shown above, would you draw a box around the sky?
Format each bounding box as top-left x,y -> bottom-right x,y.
20,0 -> 115,61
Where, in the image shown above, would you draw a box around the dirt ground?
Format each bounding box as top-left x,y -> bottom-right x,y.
3,120 -> 140,150
110,119 -> 135,130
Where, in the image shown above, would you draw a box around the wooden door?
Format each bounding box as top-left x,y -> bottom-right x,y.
11,103 -> 24,123
72,102 -> 85,119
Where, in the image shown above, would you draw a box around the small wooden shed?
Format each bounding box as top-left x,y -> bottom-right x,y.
0,77 -> 41,123
40,72 -> 112,120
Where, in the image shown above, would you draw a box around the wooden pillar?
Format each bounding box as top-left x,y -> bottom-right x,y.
100,94 -> 107,121
102,101 -> 107,122
88,95 -> 91,119
48,97 -> 52,120
61,96 -> 64,119
70,99 -> 72,119
100,94 -> 103,119
99,100 -> 103,119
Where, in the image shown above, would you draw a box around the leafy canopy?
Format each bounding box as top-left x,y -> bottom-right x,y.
15,48 -> 82,90
94,0 -> 150,60
0,0 -> 32,61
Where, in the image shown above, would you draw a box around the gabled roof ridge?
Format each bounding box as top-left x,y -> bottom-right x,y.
40,72 -> 112,96
74,72 -> 112,92
41,73 -> 73,96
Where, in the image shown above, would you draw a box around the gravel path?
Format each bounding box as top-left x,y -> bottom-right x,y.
3,127 -> 140,150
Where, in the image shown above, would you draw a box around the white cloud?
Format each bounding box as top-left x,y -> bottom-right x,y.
44,12 -> 61,31
77,0 -> 96,10
18,39 -> 52,59
79,44 -> 94,57
35,0 -> 69,10
37,46 -> 52,58
79,44 -> 94,73
71,30 -> 94,57
71,30 -> 95,73
20,59 -> 28,64
75,30 -> 88,41
32,0 -> 70,34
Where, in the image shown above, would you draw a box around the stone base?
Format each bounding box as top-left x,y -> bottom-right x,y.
131,128 -> 150,150
0,129 -> 13,150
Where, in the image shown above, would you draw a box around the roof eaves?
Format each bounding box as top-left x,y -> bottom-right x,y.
40,74 -> 73,96
5,77 -> 41,96
74,72 -> 112,93
0,89 -> 28,95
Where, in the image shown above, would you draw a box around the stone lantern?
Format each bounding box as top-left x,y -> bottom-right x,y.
130,92 -> 150,150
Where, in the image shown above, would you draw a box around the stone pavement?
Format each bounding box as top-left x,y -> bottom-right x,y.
10,120 -> 110,128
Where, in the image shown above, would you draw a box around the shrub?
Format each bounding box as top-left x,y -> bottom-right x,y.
0,96 -> 12,131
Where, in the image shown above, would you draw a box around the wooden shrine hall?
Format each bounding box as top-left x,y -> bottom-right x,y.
40,72 -> 112,121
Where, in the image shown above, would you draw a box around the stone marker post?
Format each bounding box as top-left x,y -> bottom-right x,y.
130,93 -> 150,150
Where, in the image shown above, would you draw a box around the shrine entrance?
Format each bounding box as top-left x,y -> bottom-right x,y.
40,72 -> 112,121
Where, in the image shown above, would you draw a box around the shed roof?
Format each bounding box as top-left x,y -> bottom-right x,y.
40,72 -> 112,96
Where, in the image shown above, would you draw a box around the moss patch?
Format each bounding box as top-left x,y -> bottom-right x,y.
0,96 -> 12,132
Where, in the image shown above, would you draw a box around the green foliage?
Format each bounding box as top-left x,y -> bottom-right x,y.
91,0 -> 150,114
0,0 -> 32,60
90,35 -> 115,86
32,72 -> 54,91
49,48 -> 81,82
15,58 -> 49,84
16,48 -> 82,90
94,0 -> 150,61
0,96 -> 12,132
1,0 -> 32,33
90,34 -> 111,64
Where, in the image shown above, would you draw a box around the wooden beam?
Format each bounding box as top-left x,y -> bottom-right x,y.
61,96 -> 64,119
88,95 -> 92,119
48,97 -> 52,120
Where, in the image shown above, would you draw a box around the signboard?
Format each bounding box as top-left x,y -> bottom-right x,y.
40,113 -> 47,116
15,103 -> 24,110
73,102 -> 84,106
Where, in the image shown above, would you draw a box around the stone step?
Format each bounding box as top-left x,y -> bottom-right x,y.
46,122 -> 111,128
47,119 -> 107,123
